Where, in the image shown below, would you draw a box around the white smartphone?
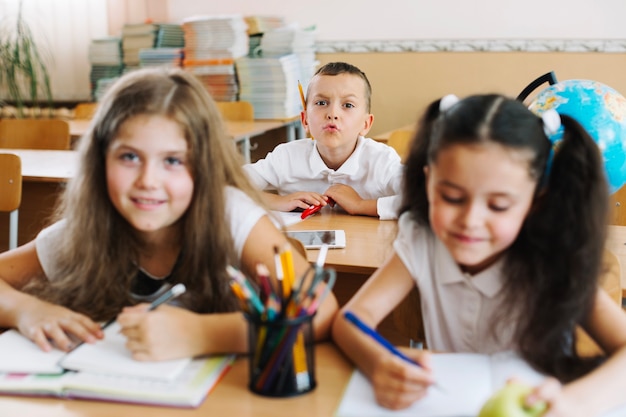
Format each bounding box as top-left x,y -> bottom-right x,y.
285,230 -> 346,249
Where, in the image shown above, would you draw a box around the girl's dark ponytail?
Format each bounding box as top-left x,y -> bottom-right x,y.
512,113 -> 609,381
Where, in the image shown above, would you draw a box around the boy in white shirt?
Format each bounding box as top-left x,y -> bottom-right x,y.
243,62 -> 403,220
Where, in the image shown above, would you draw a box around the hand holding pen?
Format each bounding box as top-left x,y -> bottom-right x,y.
344,311 -> 444,393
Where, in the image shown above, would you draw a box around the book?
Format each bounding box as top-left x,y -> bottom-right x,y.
336,351 -> 543,417
335,351 -> 626,417
0,327 -> 234,407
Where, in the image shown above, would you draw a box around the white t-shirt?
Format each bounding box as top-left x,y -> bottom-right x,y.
242,136 -> 403,220
393,212 -> 517,354
35,186 -> 267,282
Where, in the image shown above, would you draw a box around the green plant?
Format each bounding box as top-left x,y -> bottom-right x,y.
0,0 -> 53,117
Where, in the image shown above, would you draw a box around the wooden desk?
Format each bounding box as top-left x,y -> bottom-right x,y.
1,149 -> 76,183
68,119 -> 287,164
0,343 -> 354,417
286,209 -> 397,275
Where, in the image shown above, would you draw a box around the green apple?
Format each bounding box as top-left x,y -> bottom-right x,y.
478,381 -> 547,417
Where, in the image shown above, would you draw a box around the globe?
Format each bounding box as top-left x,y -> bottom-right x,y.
528,79 -> 626,194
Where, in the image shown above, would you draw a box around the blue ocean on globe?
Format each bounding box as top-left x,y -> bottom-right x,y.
529,79 -> 626,194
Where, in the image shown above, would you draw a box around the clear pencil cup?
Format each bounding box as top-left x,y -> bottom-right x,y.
245,312 -> 317,397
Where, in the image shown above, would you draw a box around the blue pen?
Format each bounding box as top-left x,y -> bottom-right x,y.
344,311 -> 445,391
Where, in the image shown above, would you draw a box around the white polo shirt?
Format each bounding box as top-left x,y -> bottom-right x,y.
242,136 -> 403,220
36,186 -> 267,281
393,212 -> 517,354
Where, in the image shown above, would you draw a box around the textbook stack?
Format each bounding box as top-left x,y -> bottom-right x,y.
182,15 -> 249,102
138,24 -> 185,69
121,22 -> 158,71
138,48 -> 184,68
259,24 -> 318,93
88,37 -> 123,101
235,53 -> 302,119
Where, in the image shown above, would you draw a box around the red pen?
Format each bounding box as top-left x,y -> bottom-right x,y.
300,198 -> 335,220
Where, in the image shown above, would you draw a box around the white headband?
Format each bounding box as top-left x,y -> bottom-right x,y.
541,109 -> 561,138
439,94 -> 460,112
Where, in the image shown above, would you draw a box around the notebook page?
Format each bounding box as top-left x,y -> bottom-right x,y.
335,353 -> 493,417
0,330 -> 64,374
63,355 -> 235,407
60,322 -> 190,381
488,351 -> 545,391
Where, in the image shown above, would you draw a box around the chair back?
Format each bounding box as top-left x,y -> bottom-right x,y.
0,119 -> 70,150
216,101 -> 255,121
386,129 -> 413,162
74,102 -> 98,119
0,153 -> 23,250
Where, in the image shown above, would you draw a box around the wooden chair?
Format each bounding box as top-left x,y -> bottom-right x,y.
0,153 -> 22,250
216,101 -> 254,122
0,119 -> 70,150
392,249 -> 623,353
386,129 -> 413,162
73,102 -> 98,119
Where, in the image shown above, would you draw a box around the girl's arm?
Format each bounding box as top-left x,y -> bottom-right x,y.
332,253 -> 435,410
118,214 -> 339,360
0,241 -> 103,350
531,289 -> 626,416
238,214 -> 338,341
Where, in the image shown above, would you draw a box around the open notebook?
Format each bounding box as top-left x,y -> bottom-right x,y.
0,327 -> 234,408
335,351 -> 626,417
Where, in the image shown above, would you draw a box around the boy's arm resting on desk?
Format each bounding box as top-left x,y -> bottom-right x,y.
261,190 -> 329,212
324,184 -> 379,218
0,242 -> 103,352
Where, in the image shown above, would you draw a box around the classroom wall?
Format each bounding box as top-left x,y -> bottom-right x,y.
157,0 -> 626,136
165,0 -> 626,41
315,52 -> 626,137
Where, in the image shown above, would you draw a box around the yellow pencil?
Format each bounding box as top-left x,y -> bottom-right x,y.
298,80 -> 306,111
298,80 -> 313,140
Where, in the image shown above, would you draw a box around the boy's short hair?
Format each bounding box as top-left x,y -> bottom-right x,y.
313,62 -> 372,112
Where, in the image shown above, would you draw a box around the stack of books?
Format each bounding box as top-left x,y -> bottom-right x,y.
121,23 -> 158,71
182,15 -> 249,101
235,53 -> 302,119
156,23 -> 185,48
260,24 -> 318,93
88,37 -> 123,101
139,48 -> 184,68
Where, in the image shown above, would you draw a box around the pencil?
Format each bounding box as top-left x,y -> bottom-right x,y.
344,311 -> 445,392
298,80 -> 313,140
298,80 -> 306,111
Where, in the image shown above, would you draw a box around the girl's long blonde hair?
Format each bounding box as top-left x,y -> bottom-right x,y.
26,68 -> 264,321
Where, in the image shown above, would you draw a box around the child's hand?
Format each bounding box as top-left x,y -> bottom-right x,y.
324,184 -> 364,214
117,304 -> 200,361
525,378 -> 589,417
16,301 -> 103,352
275,192 -> 329,212
370,348 -> 435,410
